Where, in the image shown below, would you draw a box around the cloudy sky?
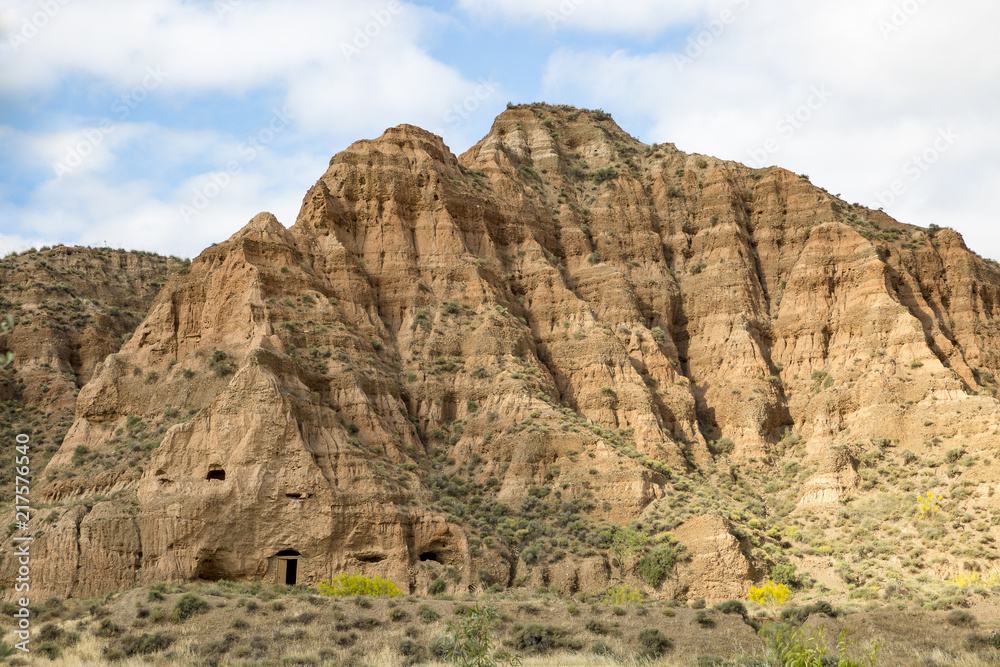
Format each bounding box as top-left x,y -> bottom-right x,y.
1,0 -> 998,260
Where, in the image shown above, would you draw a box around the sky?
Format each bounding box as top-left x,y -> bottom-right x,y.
1,0 -> 998,260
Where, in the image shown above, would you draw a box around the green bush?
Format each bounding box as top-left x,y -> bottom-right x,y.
36,642 -> 60,659
694,611 -> 714,627
119,632 -> 175,656
513,624 -> 570,654
637,544 -> 684,587
713,600 -> 747,618
418,605 -> 440,623
208,349 -> 234,376
442,603 -> 520,667
708,437 -> 734,457
429,578 -> 446,595
770,563 -> 800,588
638,628 -> 672,657
585,619 -> 609,635
947,609 -> 976,627
398,638 -> 427,665
169,593 -> 209,623
318,574 -> 403,598
593,168 -> 617,183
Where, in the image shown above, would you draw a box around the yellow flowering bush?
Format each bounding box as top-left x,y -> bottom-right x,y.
748,580 -> 792,607
318,573 -> 403,597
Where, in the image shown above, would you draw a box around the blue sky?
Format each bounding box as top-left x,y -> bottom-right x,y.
1,0 -> 998,259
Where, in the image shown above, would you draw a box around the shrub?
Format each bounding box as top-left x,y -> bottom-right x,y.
713,600 -> 747,618
638,628 -> 672,657
637,545 -> 683,587
513,624 -> 568,654
389,607 -> 409,622
318,573 -> 403,598
650,326 -> 666,345
708,437 -> 734,457
429,578 -> 446,595
398,638 -> 427,665
593,167 -> 617,183
770,563 -> 800,588
947,609 -> 976,627
169,593 -> 209,623
603,585 -> 643,605
95,619 -> 124,637
119,632 -> 175,656
442,603 -> 520,667
36,642 -> 60,659
585,619 -> 609,635
694,611 -> 715,627
418,605 -> 440,623
208,349 -> 234,376
770,625 -> 879,667
748,581 -> 792,607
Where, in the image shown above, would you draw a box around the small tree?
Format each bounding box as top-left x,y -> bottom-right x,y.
610,527 -> 648,577
443,603 -> 521,667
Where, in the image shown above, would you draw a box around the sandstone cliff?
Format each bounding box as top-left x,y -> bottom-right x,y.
4,104 -> 1000,601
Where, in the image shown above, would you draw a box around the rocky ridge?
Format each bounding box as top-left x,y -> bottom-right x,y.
3,103 -> 1000,602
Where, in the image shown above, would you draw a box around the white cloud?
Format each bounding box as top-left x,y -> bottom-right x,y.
540,0 -> 1000,259
455,0 -> 711,34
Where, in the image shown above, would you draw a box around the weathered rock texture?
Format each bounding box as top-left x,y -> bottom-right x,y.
4,104 -> 1000,600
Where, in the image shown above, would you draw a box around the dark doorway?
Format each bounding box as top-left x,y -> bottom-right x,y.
275,549 -> 300,585
206,468 -> 226,481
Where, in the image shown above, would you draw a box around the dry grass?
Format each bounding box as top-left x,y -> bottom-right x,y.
4,583 -> 1000,665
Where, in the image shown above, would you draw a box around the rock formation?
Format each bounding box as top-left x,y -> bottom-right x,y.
3,104 -> 1000,600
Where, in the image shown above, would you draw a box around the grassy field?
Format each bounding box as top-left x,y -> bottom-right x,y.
4,581 -> 1000,666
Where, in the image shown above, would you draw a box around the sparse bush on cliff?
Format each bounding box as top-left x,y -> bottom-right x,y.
593,167 -> 617,183
208,349 -> 234,376
636,544 -> 684,587
318,574 -> 403,598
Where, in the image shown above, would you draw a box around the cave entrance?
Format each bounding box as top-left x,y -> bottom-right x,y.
275,550 -> 300,585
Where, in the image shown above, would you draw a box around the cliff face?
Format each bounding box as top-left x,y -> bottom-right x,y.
5,104 -> 1000,600
0,247 -> 181,493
